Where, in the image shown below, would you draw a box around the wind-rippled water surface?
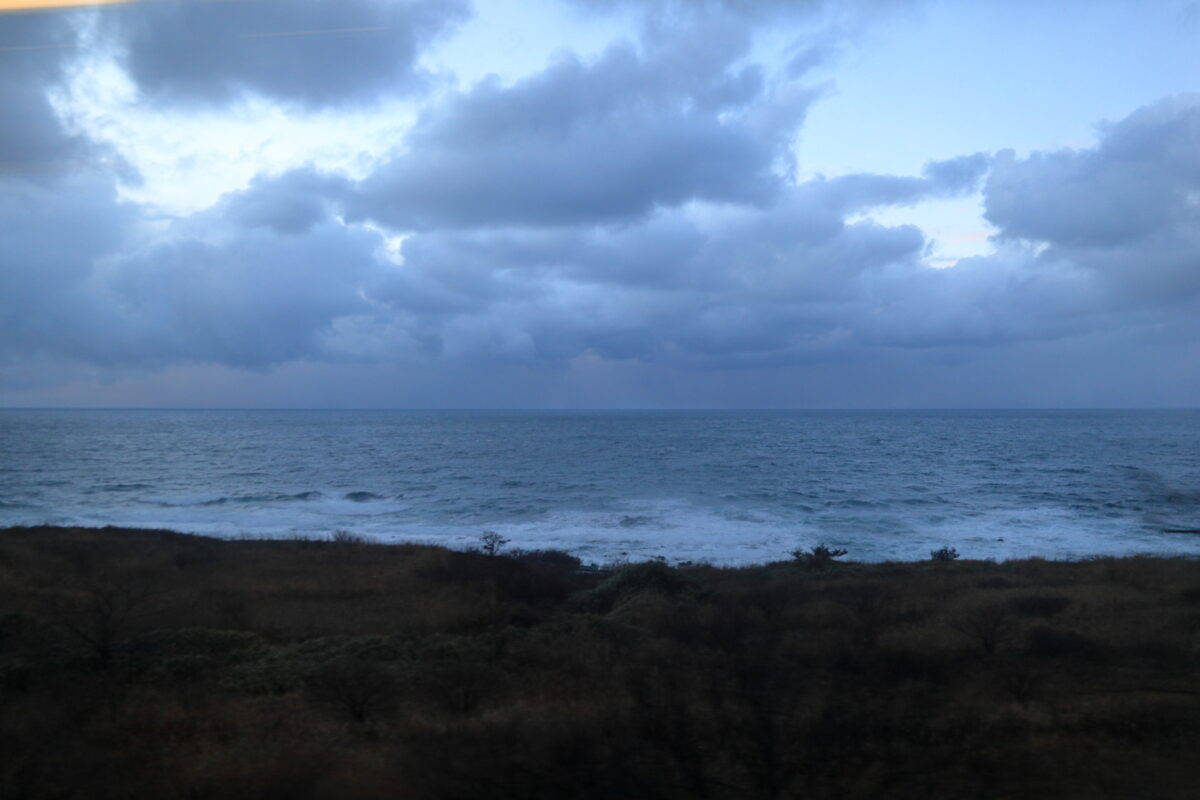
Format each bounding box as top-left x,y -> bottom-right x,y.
1,409 -> 1198,564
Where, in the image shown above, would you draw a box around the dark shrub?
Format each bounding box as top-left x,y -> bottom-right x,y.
827,581 -> 891,645
976,576 -> 1017,589
792,543 -> 848,569
290,634 -> 414,664
1008,594 -> 1071,618
0,658 -> 31,692
48,577 -> 167,666
515,549 -> 583,572
1025,626 -> 1108,662
995,659 -> 1041,703
0,612 -> 75,669
504,549 -> 585,604
419,550 -> 568,603
410,658 -> 498,715
121,627 -> 264,679
871,644 -> 958,684
952,601 -> 1017,656
123,627 -> 263,659
419,549 -> 504,584
568,561 -> 707,613
330,529 -> 371,544
1120,640 -> 1191,672
305,656 -> 399,723
411,634 -> 505,715
930,546 -> 960,561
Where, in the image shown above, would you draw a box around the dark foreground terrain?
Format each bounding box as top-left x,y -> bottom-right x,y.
2,526 -> 1199,799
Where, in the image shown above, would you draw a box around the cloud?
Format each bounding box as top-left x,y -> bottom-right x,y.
0,169 -> 386,371
921,152 -> 990,194
841,96 -> 1200,353
986,95 -> 1200,248
98,218 -> 383,368
566,0 -> 898,22
852,248 -> 1108,349
216,169 -> 350,236
3,0 -> 1197,411
984,94 -> 1200,304
0,136 -> 993,379
0,172 -> 136,363
0,11 -> 88,169
345,161 -> 990,367
345,15 -> 821,230
99,0 -> 469,108
328,90 -> 1200,372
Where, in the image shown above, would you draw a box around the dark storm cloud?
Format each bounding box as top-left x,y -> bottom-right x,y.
852,249 -> 1108,349
843,96 -> 1200,353
2,0 -> 1196,410
0,143 -> 991,378
337,88 -> 1200,371
97,215 -> 382,367
0,12 -> 141,371
985,94 -> 1200,304
0,173 -> 137,363
0,174 -> 384,371
100,0 -> 469,108
986,96 -> 1200,248
346,17 -> 820,229
217,169 -> 350,235
0,11 -> 88,170
122,95 -> 1189,377
353,160 -> 987,366
379,161 -> 979,296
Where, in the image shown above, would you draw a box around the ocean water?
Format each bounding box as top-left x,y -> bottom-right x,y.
1,409 -> 1198,565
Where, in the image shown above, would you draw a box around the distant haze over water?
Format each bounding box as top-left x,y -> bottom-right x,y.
1,409 -> 1198,565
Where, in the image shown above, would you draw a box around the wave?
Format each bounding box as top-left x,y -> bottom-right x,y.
343,491 -> 385,502
135,491 -> 327,508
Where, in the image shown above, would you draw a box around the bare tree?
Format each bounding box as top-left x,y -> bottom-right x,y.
52,577 -> 163,666
305,657 -> 398,723
952,601 -> 1017,656
479,531 -> 510,557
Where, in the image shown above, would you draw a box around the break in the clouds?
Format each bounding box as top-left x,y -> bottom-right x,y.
0,0 -> 1198,407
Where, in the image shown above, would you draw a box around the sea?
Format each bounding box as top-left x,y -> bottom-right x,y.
1,409 -> 1198,565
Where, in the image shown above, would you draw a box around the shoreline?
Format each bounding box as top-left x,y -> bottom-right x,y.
4,521 -> 1197,569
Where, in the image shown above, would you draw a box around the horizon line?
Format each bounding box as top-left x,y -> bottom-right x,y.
2,406 -> 1198,413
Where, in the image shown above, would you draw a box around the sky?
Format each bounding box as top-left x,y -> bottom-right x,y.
0,0 -> 1197,409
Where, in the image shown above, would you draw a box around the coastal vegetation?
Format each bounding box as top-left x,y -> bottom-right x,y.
2,525 -> 1198,799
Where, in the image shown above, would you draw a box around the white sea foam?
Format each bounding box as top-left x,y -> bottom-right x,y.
3,409 -> 1199,565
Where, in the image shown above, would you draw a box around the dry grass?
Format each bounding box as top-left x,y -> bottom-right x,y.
1,525 -> 1198,799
